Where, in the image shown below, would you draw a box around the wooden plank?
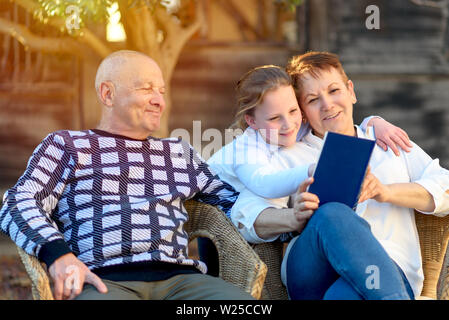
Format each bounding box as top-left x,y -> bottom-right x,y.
327,0 -> 449,74
169,45 -> 292,137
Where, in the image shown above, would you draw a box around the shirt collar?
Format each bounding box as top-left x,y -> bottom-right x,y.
302,125 -> 375,150
356,125 -> 376,140
302,129 -> 324,149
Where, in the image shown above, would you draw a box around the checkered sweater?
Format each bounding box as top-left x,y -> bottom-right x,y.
0,130 -> 238,274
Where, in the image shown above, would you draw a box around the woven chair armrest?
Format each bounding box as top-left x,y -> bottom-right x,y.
16,246 -> 54,300
184,200 -> 267,299
437,222 -> 449,299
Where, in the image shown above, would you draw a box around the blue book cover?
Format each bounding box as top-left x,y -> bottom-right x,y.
308,131 -> 376,210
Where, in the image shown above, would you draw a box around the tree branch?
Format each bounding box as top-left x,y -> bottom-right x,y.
157,0 -> 204,78
0,16 -> 95,59
14,0 -> 112,58
216,0 -> 263,40
118,0 -> 160,59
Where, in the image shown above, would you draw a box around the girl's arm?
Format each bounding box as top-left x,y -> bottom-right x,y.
361,116 -> 412,156
234,163 -> 311,199
232,128 -> 312,199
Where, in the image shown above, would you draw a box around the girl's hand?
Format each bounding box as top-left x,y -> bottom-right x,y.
293,177 -> 319,224
368,118 -> 412,156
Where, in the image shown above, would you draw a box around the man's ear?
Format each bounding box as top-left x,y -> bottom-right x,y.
347,80 -> 357,104
244,114 -> 257,130
99,81 -> 115,107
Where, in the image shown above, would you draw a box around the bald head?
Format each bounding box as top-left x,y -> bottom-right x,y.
94,50 -> 166,139
95,50 -> 161,95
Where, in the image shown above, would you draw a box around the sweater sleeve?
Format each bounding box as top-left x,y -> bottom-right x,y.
0,132 -> 74,266
186,143 -> 239,218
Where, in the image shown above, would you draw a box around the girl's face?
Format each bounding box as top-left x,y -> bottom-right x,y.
245,85 -> 302,147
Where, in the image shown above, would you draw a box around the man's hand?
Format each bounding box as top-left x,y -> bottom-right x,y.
293,177 -> 320,231
358,167 -> 390,204
48,253 -> 108,300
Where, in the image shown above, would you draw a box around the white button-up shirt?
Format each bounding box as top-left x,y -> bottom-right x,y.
283,126 -> 449,297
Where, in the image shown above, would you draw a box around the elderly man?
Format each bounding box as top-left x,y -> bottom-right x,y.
0,50 -> 252,300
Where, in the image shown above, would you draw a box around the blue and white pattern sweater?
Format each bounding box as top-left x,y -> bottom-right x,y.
0,129 -> 238,278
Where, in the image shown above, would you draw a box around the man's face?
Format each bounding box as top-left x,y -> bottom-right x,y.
299,68 -> 357,138
112,56 -> 166,138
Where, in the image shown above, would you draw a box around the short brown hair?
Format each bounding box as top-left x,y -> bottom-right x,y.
231,65 -> 292,130
286,51 -> 349,101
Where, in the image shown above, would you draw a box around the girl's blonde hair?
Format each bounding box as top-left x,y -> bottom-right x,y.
231,65 -> 292,130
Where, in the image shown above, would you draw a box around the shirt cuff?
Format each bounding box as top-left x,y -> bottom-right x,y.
37,239 -> 73,268
414,179 -> 449,216
243,224 -> 280,244
233,203 -> 285,244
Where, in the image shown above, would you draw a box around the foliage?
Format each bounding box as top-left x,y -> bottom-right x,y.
277,0 -> 304,11
32,0 -> 304,32
35,0 -> 112,26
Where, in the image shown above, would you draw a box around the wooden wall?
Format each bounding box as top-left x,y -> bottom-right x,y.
0,2 -> 83,190
169,44 -> 293,134
305,0 -> 449,168
1,0 -> 449,192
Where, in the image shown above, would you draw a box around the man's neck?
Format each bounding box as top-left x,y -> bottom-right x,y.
96,122 -> 150,141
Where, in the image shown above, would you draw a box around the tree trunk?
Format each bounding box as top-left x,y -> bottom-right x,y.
118,1 -> 203,138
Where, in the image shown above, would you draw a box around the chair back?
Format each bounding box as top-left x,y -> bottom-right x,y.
415,212 -> 449,299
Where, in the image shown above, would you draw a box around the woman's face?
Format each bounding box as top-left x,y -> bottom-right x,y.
298,68 -> 357,138
245,85 -> 302,147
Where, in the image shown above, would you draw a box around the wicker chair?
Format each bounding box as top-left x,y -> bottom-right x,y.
253,211 -> 449,300
16,200 -> 267,300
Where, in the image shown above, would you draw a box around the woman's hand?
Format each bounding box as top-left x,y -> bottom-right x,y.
358,167 -> 390,203
293,177 -> 320,230
368,117 -> 412,156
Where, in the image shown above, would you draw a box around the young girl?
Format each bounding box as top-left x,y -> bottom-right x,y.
207,65 -> 411,243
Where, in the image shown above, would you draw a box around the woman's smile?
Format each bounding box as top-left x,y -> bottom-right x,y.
323,111 -> 342,121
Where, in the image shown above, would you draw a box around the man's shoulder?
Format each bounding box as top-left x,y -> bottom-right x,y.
148,136 -> 201,158
36,130 -> 94,152
45,129 -> 92,140
153,136 -> 193,149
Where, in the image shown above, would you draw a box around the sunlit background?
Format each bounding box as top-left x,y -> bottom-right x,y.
1,0 -> 449,299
